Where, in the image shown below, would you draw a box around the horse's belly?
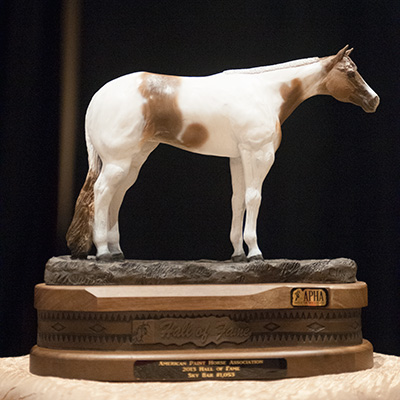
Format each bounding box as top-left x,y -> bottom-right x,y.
173,119 -> 240,158
175,87 -> 242,158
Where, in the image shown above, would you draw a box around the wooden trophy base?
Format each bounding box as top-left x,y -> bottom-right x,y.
30,281 -> 373,381
30,341 -> 372,382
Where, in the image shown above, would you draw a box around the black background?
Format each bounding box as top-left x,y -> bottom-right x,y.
1,1 -> 399,357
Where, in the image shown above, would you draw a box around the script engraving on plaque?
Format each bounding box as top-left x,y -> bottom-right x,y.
134,358 -> 287,381
291,288 -> 328,307
132,316 -> 251,346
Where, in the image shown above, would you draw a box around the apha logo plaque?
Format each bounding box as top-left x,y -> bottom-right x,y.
291,288 -> 328,307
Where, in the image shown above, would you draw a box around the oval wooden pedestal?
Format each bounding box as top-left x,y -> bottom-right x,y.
30,282 -> 373,381
30,340 -> 373,382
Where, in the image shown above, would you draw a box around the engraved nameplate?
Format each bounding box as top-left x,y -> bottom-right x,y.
132,316 -> 251,346
134,358 -> 287,381
291,288 -> 328,307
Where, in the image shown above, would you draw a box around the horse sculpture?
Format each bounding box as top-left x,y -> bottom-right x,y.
66,45 -> 379,262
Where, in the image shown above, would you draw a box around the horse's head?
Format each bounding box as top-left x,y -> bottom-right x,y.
322,45 -> 380,113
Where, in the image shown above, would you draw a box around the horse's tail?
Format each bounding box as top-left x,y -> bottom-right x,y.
66,132 -> 101,258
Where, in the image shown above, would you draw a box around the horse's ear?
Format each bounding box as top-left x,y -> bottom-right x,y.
334,45 -> 349,62
345,47 -> 354,57
324,45 -> 349,72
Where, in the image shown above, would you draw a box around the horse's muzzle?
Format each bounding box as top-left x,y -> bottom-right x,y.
363,95 -> 380,113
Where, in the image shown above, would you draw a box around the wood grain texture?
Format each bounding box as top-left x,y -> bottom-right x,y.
34,282 -> 368,312
29,341 -> 373,381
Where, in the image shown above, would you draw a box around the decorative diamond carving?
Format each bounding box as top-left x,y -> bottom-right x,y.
307,322 -> 325,333
265,322 -> 280,332
89,324 -> 106,333
350,321 -> 360,330
51,323 -> 66,332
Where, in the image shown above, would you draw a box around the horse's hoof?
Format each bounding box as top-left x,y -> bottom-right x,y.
70,254 -> 88,260
231,254 -> 247,262
111,252 -> 125,261
96,253 -> 113,262
247,254 -> 264,262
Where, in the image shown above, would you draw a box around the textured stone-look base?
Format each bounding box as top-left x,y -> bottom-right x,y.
44,256 -> 357,285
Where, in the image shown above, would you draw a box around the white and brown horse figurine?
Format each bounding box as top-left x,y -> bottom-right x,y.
67,45 -> 379,262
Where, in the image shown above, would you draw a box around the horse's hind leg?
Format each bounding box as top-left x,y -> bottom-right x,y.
107,143 -> 158,260
106,169 -> 136,261
93,159 -> 133,261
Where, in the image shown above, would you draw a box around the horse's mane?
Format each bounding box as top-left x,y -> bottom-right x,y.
224,56 -> 320,75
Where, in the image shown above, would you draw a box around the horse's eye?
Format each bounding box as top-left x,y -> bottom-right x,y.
347,71 -> 355,78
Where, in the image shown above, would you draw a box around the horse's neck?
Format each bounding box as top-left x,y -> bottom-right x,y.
274,61 -> 326,123
263,61 -> 325,95
257,60 -> 326,123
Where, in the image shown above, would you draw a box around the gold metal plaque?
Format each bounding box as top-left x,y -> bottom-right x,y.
134,358 -> 287,381
291,288 -> 328,307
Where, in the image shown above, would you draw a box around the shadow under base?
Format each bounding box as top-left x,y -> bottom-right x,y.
44,256 -> 357,285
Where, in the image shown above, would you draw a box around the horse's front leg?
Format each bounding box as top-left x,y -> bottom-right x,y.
229,157 -> 246,262
239,145 -> 275,261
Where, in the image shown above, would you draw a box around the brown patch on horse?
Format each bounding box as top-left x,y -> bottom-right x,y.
66,169 -> 98,258
279,78 -> 304,123
139,72 -> 183,144
181,123 -> 209,148
139,72 -> 208,149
